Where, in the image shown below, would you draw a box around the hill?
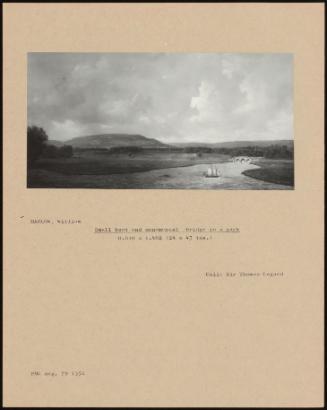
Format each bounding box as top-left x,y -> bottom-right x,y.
59,134 -> 169,149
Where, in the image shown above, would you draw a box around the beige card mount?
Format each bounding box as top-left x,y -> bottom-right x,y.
3,3 -> 325,408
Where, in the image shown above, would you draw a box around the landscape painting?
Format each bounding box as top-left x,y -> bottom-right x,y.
27,53 -> 294,189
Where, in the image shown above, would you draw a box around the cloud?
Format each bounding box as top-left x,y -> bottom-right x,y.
28,53 -> 293,143
50,119 -> 85,140
190,81 -> 222,123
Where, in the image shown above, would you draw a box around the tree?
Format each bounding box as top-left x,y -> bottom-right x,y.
42,144 -> 73,159
27,126 -> 48,166
59,145 -> 73,158
42,144 -> 58,159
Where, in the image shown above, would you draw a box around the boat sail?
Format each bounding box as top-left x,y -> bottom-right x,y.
205,165 -> 220,178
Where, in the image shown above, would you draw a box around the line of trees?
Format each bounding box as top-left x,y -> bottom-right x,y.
164,145 -> 293,158
72,144 -> 294,159
172,144 -> 293,159
218,144 -> 294,159
109,146 -> 143,155
42,144 -> 73,159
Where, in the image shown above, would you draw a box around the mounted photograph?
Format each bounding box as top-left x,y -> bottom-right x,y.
27,53 -> 294,189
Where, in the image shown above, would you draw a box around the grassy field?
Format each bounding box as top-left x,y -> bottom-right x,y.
242,159 -> 294,187
30,152 -> 229,175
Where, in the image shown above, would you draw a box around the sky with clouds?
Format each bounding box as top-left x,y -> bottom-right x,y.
28,53 -> 293,143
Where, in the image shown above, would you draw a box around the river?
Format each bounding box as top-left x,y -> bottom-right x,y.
63,161 -> 292,189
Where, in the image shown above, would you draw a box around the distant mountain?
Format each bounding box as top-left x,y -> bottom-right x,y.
173,140 -> 294,148
60,134 -> 169,149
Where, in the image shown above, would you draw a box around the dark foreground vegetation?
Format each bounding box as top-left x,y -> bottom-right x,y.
242,159 -> 294,186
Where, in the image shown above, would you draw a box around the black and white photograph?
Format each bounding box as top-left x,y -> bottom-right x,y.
27,53 -> 294,189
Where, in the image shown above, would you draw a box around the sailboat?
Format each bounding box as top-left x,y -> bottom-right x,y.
205,165 -> 220,178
